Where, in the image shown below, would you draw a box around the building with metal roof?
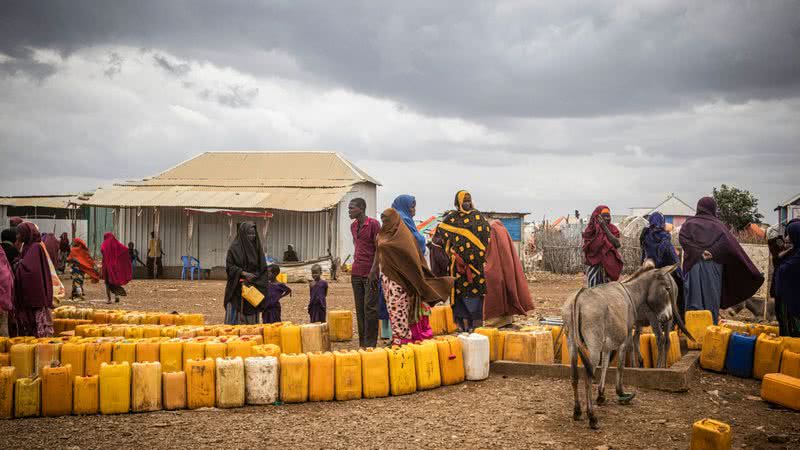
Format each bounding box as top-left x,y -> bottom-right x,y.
0,194 -> 88,242
629,193 -> 696,228
84,151 -> 380,274
774,192 -> 800,233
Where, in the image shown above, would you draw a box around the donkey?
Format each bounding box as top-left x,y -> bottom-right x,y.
562,263 -> 693,429
630,265 -> 682,368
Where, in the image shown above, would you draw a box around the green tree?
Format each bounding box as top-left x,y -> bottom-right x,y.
712,184 -> 764,231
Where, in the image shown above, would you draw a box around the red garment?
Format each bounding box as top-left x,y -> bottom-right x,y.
0,246 -> 13,312
101,232 -> 132,286
582,205 -> 623,281
350,217 -> 380,277
483,220 -> 535,320
68,238 -> 100,282
14,223 -> 53,309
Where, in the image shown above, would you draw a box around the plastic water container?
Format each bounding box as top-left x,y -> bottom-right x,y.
10,343 -> 36,379
334,350 -> 362,401
690,418 -> 732,450
429,305 -> 449,335
15,377 -> 41,418
225,340 -> 252,360
185,358 -> 215,409
204,341 -> 227,360
215,357 -> 245,408
99,361 -> 131,414
386,346 -> 416,396
503,332 -> 534,363
279,353 -> 309,403
780,349 -> 800,378
183,341 -> 206,366
725,332 -> 756,378
761,373 -> 800,411
411,341 -> 441,390
753,334 -> 784,379
160,340 -> 184,373
531,331 -> 555,364
42,363 -> 73,417
301,323 -> 330,353
308,352 -> 335,402
435,336 -> 465,386
131,361 -> 162,412
459,333 -> 490,381
112,341 -> 136,365
262,323 -> 283,348
473,327 -> 499,361
685,310 -> 713,350
162,371 -> 187,410
700,326 -> 732,372
280,325 -> 303,354
35,342 -> 62,376
73,375 -> 99,415
60,343 -> 86,377
0,367 -> 14,419
360,348 -> 390,399
327,311 -> 353,342
244,356 -> 279,405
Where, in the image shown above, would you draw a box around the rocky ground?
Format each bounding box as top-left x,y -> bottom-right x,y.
1,273 -> 797,449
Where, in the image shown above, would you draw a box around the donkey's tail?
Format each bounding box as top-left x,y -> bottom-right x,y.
569,288 -> 595,379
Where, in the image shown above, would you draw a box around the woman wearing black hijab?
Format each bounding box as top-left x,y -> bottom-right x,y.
224,222 -> 269,325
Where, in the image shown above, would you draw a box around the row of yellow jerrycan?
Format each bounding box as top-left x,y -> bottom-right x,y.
0,335 -> 489,418
700,324 -> 800,378
53,305 -> 205,326
1,325 -> 329,379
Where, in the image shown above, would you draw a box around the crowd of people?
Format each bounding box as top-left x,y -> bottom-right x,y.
221,190 -> 536,347
582,196 -> 798,337
0,219 -> 133,338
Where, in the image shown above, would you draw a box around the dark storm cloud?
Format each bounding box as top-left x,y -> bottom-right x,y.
152,53 -> 190,77
2,0 -> 799,118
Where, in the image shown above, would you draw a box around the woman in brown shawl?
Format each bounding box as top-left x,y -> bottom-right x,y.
483,220 -> 535,327
377,208 -> 453,345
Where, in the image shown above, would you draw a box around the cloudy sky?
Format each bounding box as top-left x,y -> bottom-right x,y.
1,1 -> 798,221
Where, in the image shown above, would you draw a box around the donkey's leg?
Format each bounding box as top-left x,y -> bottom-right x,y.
585,370 -> 598,429
596,350 -> 611,405
653,323 -> 666,368
616,335 -> 636,404
631,326 -> 642,368
571,343 -> 582,421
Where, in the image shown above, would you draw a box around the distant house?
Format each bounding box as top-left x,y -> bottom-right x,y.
775,193 -> 800,233
0,194 -> 89,242
630,193 -> 695,228
414,211 -> 529,259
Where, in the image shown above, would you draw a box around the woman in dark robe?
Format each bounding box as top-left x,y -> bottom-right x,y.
224,222 -> 268,325
58,232 -> 70,272
483,220 -> 535,328
378,208 -> 453,345
641,212 -> 684,313
775,220 -> 800,336
13,222 -> 53,337
679,197 -> 764,324
101,232 -> 132,304
582,205 -> 623,287
0,219 -> 20,267
43,233 -> 60,268
0,246 -> 13,337
433,190 -> 491,332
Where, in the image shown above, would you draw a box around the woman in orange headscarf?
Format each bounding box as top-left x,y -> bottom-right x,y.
67,238 -> 99,300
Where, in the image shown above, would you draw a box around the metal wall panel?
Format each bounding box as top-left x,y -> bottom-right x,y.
336,182 -> 377,263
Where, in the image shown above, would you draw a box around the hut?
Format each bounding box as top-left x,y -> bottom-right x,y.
84,151 -> 380,278
630,193 -> 695,228
0,194 -> 88,240
775,192 -> 800,234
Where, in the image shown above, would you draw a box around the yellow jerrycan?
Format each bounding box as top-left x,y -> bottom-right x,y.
99,361 -> 131,415
61,342 -> 86,377
301,323 -> 330,353
185,358 -> 215,409
435,336 -> 465,386
334,350 -> 362,401
42,363 -> 73,417
473,327 -> 500,362
690,418 -> 732,450
327,310 -> 353,342
73,375 -> 99,415
700,326 -> 732,372
35,342 -> 62,376
685,310 -> 713,350
112,341 -> 137,365
215,357 -> 245,409
132,361 -> 162,412
359,348 -> 390,399
85,341 -> 113,377
411,340 -> 442,390
753,334 -> 784,380
386,345 -> 416,396
0,367 -> 15,419
15,377 -> 41,418
160,340 -> 183,373
280,325 -> 303,355
10,343 -> 36,378
279,353 -> 309,404
162,371 -> 187,411
308,352 -> 335,402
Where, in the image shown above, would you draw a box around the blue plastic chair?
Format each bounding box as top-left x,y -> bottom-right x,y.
181,256 -> 202,280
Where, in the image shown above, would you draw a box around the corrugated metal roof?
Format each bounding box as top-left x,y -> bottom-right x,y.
0,195 -> 80,209
84,151 -> 379,212
776,192 -> 800,209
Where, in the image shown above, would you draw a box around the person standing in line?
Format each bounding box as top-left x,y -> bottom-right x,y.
283,244 -> 299,262
349,197 -> 380,348
679,197 -> 764,324
377,208 -> 452,345
58,232 -> 70,272
483,220 -> 535,328
223,222 -> 268,325
0,246 -> 13,337
582,205 -> 623,287
641,211 -> 684,313
12,222 -> 53,337
775,220 -> 800,336
128,242 -> 145,274
101,232 -> 132,304
147,231 -> 165,279
42,232 -> 60,268
308,263 -> 328,323
0,218 -> 21,266
434,190 -> 491,332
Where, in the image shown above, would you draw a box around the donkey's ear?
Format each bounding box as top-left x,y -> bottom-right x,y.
660,263 -> 679,275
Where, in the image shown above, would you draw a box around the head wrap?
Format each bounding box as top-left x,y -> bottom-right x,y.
391,194 -> 426,255
68,238 -> 100,281
14,222 -> 53,309
582,205 -> 623,281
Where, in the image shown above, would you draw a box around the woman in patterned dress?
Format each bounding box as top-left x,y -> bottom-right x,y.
433,190 -> 491,332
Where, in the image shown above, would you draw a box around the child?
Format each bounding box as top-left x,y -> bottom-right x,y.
308,263 -> 328,323
262,264 -> 291,323
67,237 -> 100,300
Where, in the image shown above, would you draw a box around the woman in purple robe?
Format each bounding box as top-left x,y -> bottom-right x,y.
308,263 -> 328,323
13,222 -> 54,337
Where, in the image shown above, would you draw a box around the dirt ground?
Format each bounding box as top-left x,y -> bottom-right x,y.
2,274 -> 798,449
